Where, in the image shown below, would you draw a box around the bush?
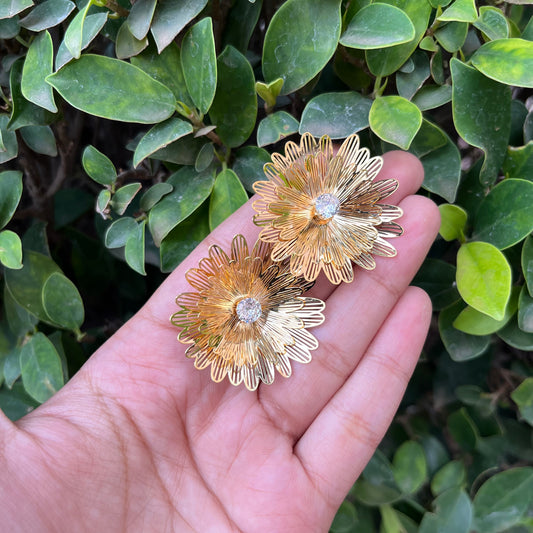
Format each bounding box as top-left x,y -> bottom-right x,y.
1,0 -> 533,531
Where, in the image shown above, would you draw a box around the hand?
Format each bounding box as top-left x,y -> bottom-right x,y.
0,151 -> 440,532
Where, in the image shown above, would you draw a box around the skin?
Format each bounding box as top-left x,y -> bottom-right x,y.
0,151 -> 440,533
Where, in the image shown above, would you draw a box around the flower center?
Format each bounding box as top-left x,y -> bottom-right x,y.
314,193 -> 340,220
236,297 -> 262,324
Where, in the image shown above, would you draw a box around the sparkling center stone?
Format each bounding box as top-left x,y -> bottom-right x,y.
314,193 -> 340,220
236,297 -> 262,324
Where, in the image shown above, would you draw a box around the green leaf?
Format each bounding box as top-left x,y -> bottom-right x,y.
396,50 -> 430,100
366,0 -> 431,77
181,17 -> 216,114
232,145 -> 272,193
148,167 -> 214,246
257,111 -> 299,147
409,120 -> 448,159
473,468 -> 533,533
42,272 -> 84,330
255,78 -> 284,110
352,479 -> 402,506
471,38 -> 533,88
150,134 -> 206,166
439,301 -> 491,361
0,16 -> 20,38
434,21 -> 468,52
262,0 -> 341,94
451,59 -> 511,186
4,284 -> 38,338
439,204 -> 467,242
104,217 -> 138,249
392,441 -> 427,494
3,346 -> 22,389
115,20 -> 148,60
124,220 -> 146,275
523,235 -> 533,296
518,285 -> 533,333
133,118 -> 193,167
222,0 -> 262,54
419,488 -> 473,533
8,58 -> 55,130
195,142 -> 214,172
498,314 -> 533,350
20,332 -> 63,403
474,6 -> 509,41
0,381 -> 38,421
438,0 -> 477,23
82,145 -> 117,186
453,286 -> 519,335
126,0 -> 156,40
0,0 -> 33,19
330,500 -> 358,533
209,45 -> 257,148
472,179 -> 533,249
0,230 -> 23,269
339,3 -> 415,49
431,461 -> 466,496
511,377 -> 533,426
96,189 -> 111,218
140,183 -> 173,212
0,170 -> 23,229
130,43 -> 192,107
369,95 -> 422,150
63,1 -> 90,59
456,241 -> 512,320
413,258 -> 460,310
160,204 -> 209,273
19,0 -> 75,31
503,142 -> 533,181
448,408 -> 479,451
0,115 -> 18,163
412,85 -> 452,111
20,125 -> 57,156
55,12 -> 107,70
209,169 -> 248,230
47,55 -> 176,124
298,91 -> 371,139
110,183 -> 142,216
150,0 -> 207,53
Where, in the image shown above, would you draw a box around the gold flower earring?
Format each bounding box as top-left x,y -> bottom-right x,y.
171,235 -> 325,391
252,133 -> 403,284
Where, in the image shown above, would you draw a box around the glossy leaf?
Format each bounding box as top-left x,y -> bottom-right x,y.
47,55 -> 176,124
392,441 -> 427,494
20,125 -> 57,156
82,145 -> 117,186
366,0 -> 431,77
511,377 -> 533,426
124,220 -> 146,276
471,38 -> 533,88
133,118 -> 193,167
474,6 -> 509,41
262,0 -> 342,94
148,167 -> 214,246
42,272 -> 84,330
115,21 -> 148,60
439,204 -> 467,242
4,285 -> 37,338
498,315 -> 533,350
257,111 -> 298,147
0,230 -> 23,269
0,116 -> 18,164
438,0 -> 477,23
222,0 -> 262,53
19,0 -> 74,31
0,170 -> 23,229
150,0 -> 207,53
369,95 -> 422,150
110,183 -> 142,216
439,301 -> 491,361
209,46 -> 257,148
63,1 -> 90,59
448,408 -> 478,451
431,461 -> 466,496
0,0 -> 33,19
339,3 -> 415,49
408,121 -> 447,160
518,285 -> 533,333
330,501 -> 358,533
419,488 -> 473,533
209,169 -> 248,230
20,332 -> 64,403
503,142 -> 533,181
255,78 -> 284,110
412,258 -> 460,310
396,50 -> 430,100
472,468 -> 533,533
451,59 -> 511,186
96,189 -> 111,218
181,17 -> 216,115
150,134 -> 206,166
232,146 -> 271,193
299,91 -> 371,139
0,15 -> 20,38
130,43 -> 192,106
126,0 -> 156,40
3,346 -> 22,389
523,235 -> 533,296
140,183 -> 173,212
104,217 -> 138,249
434,21 -> 468,53
472,179 -> 533,249
195,143 -> 214,172
412,85 -> 452,111
456,241 -> 512,320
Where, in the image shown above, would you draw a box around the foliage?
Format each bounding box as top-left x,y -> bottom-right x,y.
1,0 -> 533,530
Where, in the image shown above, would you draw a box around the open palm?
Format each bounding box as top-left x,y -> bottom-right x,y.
0,151 -> 439,532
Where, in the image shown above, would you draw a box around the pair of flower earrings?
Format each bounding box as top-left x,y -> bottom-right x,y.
171,133 -> 403,391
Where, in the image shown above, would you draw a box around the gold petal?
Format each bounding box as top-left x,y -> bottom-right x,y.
340,259 -> 355,283
262,162 -> 285,184
318,134 -> 334,160
211,357 -> 229,383
228,364 -> 244,386
231,234 -> 249,263
353,252 -> 376,270
286,343 -> 312,363
256,346 -> 275,384
209,245 -> 230,269
271,239 -> 299,262
291,327 -> 319,351
322,261 -> 343,284
336,134 -> 360,167
170,309 -> 192,327
275,352 -> 292,378
194,349 -> 215,369
243,363 -> 259,391
380,204 -> 403,222
372,179 -> 399,201
259,225 -> 283,242
186,267 -> 212,291
254,178 -> 280,198
175,292 -> 201,309
254,212 -> 278,226
372,237 -> 398,257
378,221 -> 404,237
300,132 -> 318,157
